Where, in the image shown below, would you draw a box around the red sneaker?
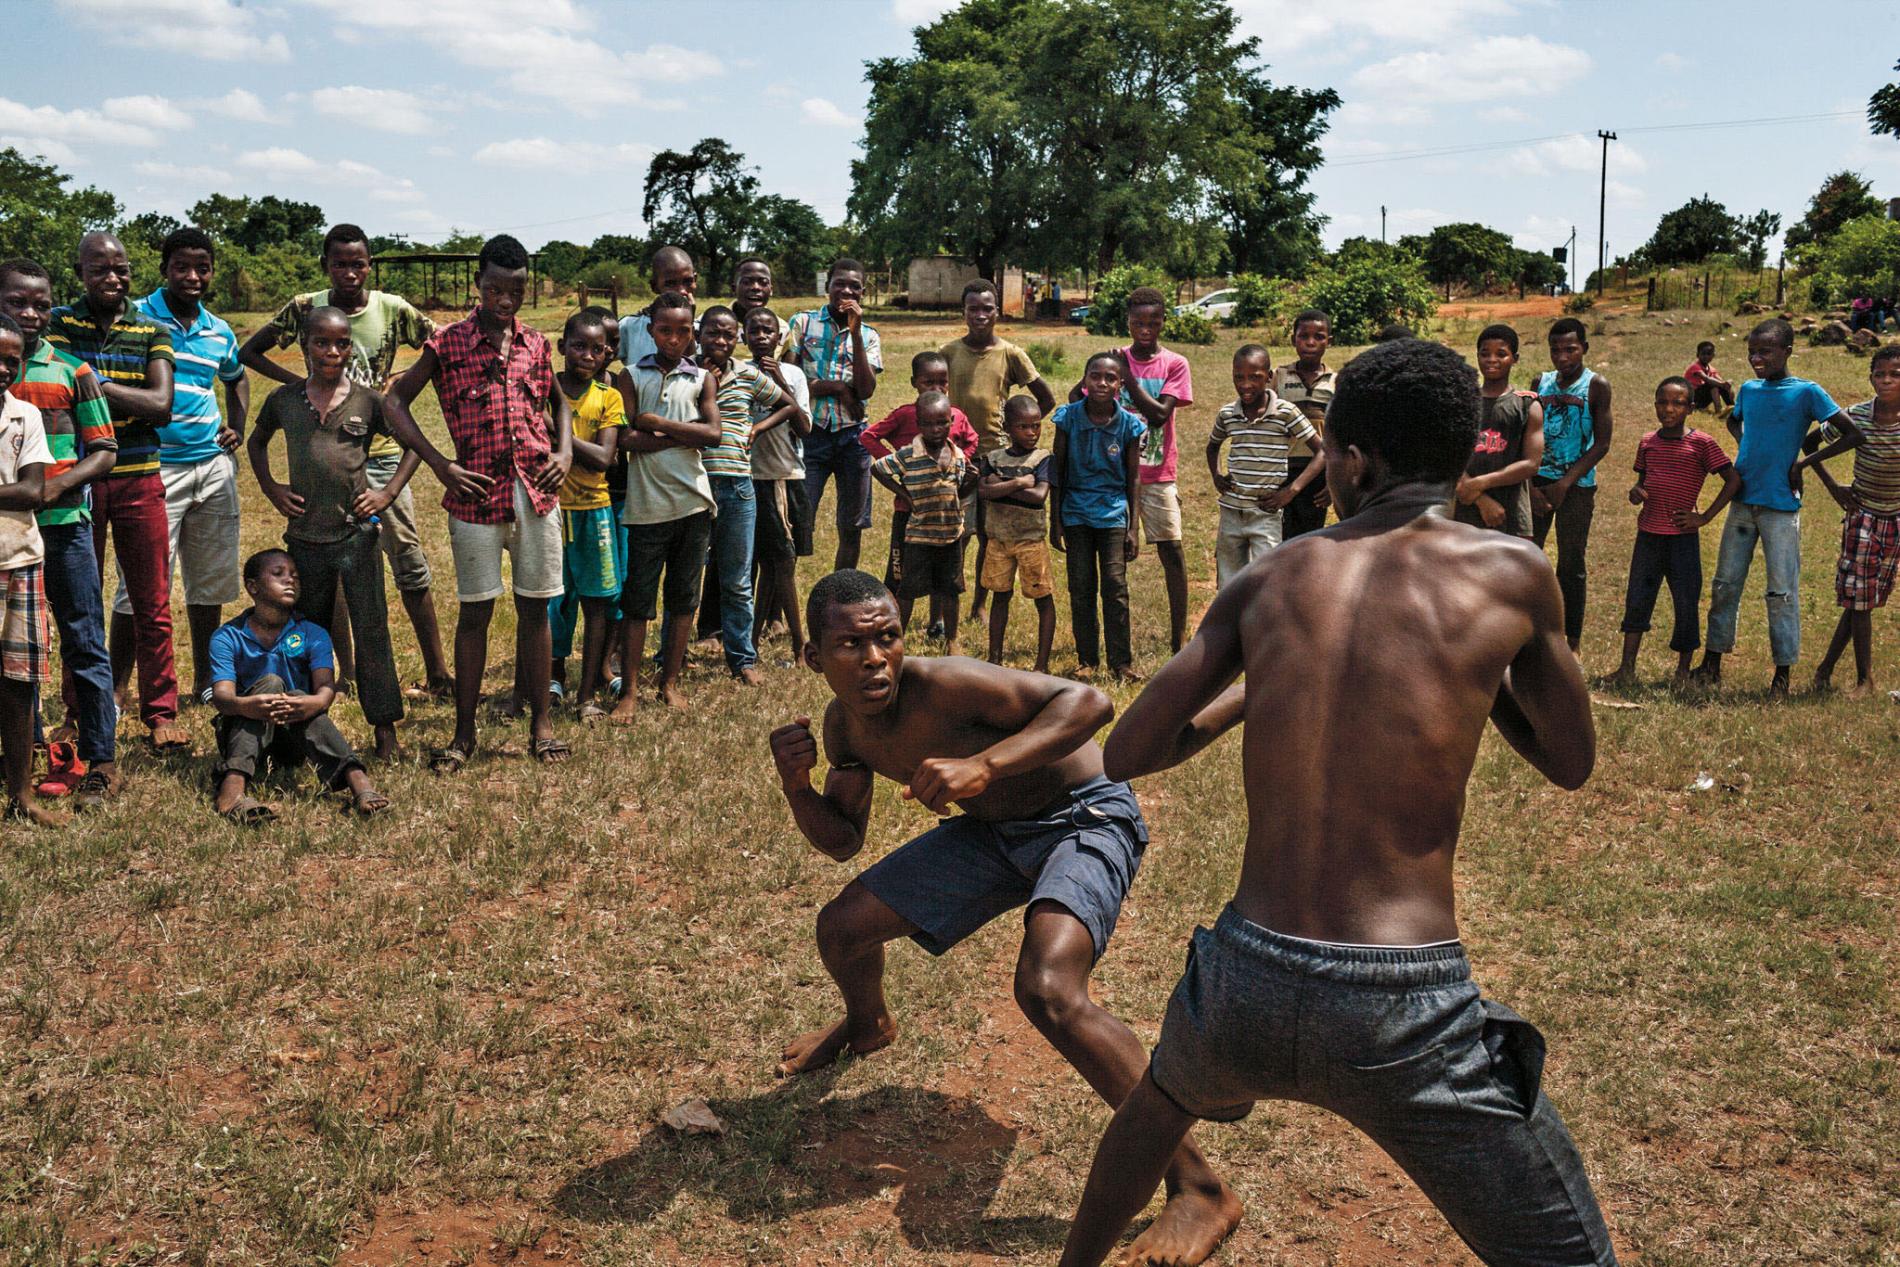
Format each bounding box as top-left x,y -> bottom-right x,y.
36,741 -> 87,798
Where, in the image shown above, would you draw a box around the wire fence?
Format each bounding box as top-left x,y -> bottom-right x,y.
1642,267 -> 1784,313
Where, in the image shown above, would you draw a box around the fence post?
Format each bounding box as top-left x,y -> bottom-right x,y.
1646,276 -> 1656,311
1702,271 -> 1710,309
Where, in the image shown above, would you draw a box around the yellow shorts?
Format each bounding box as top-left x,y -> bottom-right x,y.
980,537 -> 1054,599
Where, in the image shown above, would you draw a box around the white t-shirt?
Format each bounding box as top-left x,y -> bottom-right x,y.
748,361 -> 811,481
0,394 -> 55,570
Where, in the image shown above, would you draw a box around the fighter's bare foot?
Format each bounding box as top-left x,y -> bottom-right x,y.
1119,1184 -> 1244,1267
1607,667 -> 1637,688
775,1014 -> 897,1077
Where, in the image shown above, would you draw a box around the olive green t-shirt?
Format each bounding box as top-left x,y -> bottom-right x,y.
941,336 -> 1039,453
254,381 -> 388,545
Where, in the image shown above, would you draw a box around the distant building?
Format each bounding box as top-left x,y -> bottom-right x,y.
905,256 -> 1026,315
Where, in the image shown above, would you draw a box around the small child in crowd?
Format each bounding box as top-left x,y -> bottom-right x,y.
870,392 -> 975,650
1612,377 -> 1739,685
546,310 -> 624,717
1698,318 -> 1863,695
1685,340 -> 1735,413
1454,324 -> 1544,536
610,292 -> 720,718
977,396 -> 1056,672
248,306 -> 415,760
0,313 -> 63,825
1206,343 -> 1322,587
1051,352 -> 1146,680
1270,308 -> 1337,537
860,351 -> 979,629
1811,343 -> 1900,696
208,549 -> 388,825
744,307 -> 813,663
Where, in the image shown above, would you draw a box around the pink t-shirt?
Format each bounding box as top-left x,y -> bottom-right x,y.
1122,345 -> 1194,484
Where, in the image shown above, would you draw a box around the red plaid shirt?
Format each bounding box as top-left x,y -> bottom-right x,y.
424,310 -> 558,523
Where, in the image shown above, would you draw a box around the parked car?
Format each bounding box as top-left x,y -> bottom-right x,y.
1066,304 -> 1091,325
1176,288 -> 1239,321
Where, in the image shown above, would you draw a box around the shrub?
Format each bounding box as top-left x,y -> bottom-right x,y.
1226,273 -> 1287,328
214,242 -> 324,312
578,260 -> 651,300
1564,292 -> 1596,315
1025,341 -> 1071,382
1084,263 -> 1171,336
1301,254 -> 1437,343
1161,308 -> 1216,345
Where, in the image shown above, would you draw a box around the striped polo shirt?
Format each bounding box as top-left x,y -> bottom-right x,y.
1829,401 -> 1900,516
704,359 -> 785,479
1209,394 -> 1317,512
46,293 -> 174,480
137,289 -> 244,466
13,340 -> 117,526
873,437 -> 966,545
1633,427 -> 1731,535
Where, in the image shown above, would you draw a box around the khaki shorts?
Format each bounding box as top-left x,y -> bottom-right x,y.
1138,480 -> 1182,545
980,536 -> 1054,599
446,479 -> 565,603
112,453 -> 241,614
366,452 -> 433,593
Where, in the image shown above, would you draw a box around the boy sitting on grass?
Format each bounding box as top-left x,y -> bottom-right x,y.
1454,324 -> 1544,536
861,351 -> 979,630
1057,336 -> 1616,1267
1685,340 -> 1735,413
1812,343 -> 1900,697
1206,343 -> 1322,587
870,392 -> 975,651
248,306 -> 415,760
769,568 -> 1239,1267
977,396 -> 1056,672
547,310 -> 624,718
0,313 -> 64,826
1612,377 -> 1739,686
209,549 -> 388,826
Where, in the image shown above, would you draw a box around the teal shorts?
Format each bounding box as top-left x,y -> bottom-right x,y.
562,505 -> 625,600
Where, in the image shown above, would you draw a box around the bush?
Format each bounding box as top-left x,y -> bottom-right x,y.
1025,341 -> 1072,383
1801,215 -> 1900,308
214,242 -> 324,313
1563,292 -> 1596,315
578,260 -> 651,301
1084,263 -> 1171,336
1161,308 -> 1216,345
1226,273 -> 1287,328
1301,254 -> 1437,343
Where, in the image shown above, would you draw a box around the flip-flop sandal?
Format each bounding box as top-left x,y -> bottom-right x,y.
531,737 -> 571,764
196,685 -> 215,706
150,725 -> 193,752
579,703 -> 608,723
352,789 -> 392,817
221,796 -> 276,827
547,680 -> 565,705
429,743 -> 473,775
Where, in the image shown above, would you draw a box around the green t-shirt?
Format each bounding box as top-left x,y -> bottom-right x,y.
262,290 -> 432,457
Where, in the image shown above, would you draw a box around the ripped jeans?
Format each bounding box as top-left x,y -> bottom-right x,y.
1705,503 -> 1802,666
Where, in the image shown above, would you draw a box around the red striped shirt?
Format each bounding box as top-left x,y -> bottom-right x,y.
1634,428 -> 1731,535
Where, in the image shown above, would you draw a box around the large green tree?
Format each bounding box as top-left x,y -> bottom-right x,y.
746,195 -> 836,292
1643,195 -> 1741,266
1417,222 -> 1517,296
187,193 -> 325,254
642,138 -> 759,286
849,0 -> 1331,278
1784,171 -> 1884,253
1869,60 -> 1900,140
1740,209 -> 1782,270
0,148 -> 120,284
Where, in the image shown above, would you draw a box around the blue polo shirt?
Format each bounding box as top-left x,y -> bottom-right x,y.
136,288 -> 244,465
208,610 -> 335,695
1054,400 -> 1146,529
1732,375 -> 1839,512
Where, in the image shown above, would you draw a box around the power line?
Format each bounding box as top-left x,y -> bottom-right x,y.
1329,109 -> 1860,169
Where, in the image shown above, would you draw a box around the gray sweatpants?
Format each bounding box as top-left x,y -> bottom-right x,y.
1149,904 -> 1616,1267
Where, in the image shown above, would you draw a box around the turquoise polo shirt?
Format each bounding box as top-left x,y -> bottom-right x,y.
137,288 -> 244,466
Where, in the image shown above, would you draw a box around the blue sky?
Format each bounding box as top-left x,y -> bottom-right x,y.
7,0 -> 1900,272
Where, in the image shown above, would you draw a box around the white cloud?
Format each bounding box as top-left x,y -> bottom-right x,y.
234,149 -> 420,203
103,95 -> 192,131
800,97 -> 857,129
892,0 -> 961,23
309,1 -> 721,112
1655,52 -> 1688,71
370,188 -> 426,204
472,137 -> 656,169
1333,100 -> 1430,131
237,146 -> 321,178
57,0 -> 290,61
192,88 -> 277,123
309,86 -> 434,135
1504,133 -> 1647,179
134,160 -> 230,184
0,96 -> 160,148
1513,215 -> 1577,251
0,136 -> 80,166
1351,35 -> 1591,105
1230,0 -> 1519,51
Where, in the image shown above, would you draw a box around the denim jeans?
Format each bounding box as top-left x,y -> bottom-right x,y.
1705,502 -> 1802,665
1150,906 -> 1618,1266
710,476 -> 759,674
41,520 -> 116,764
802,424 -> 873,531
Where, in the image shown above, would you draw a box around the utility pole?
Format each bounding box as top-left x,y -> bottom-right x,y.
1381,205 -> 1387,243
1596,130 -> 1616,295
1568,225 -> 1578,294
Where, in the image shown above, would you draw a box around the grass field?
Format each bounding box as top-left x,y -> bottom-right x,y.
1,293 -> 1895,1266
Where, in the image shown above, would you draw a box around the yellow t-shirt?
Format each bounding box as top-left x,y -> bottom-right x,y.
941,336 -> 1040,453
560,378 -> 626,511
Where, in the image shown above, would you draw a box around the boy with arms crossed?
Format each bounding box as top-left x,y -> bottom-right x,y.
382,235 -> 573,771
746,308 -> 813,663
1811,343 -> 1900,697
861,351 -> 980,622
546,311 -> 625,716
978,396 -> 1057,672
1532,318 -> 1614,657
239,223 -> 450,697
1058,337 -> 1617,1267
869,392 -> 975,650
769,568 -> 1240,1267
785,259 -> 881,572
1455,324 -> 1544,536
1271,308 -> 1338,538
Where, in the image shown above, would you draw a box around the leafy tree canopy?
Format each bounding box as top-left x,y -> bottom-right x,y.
1643,195 -> 1741,267
1785,171 -> 1884,253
